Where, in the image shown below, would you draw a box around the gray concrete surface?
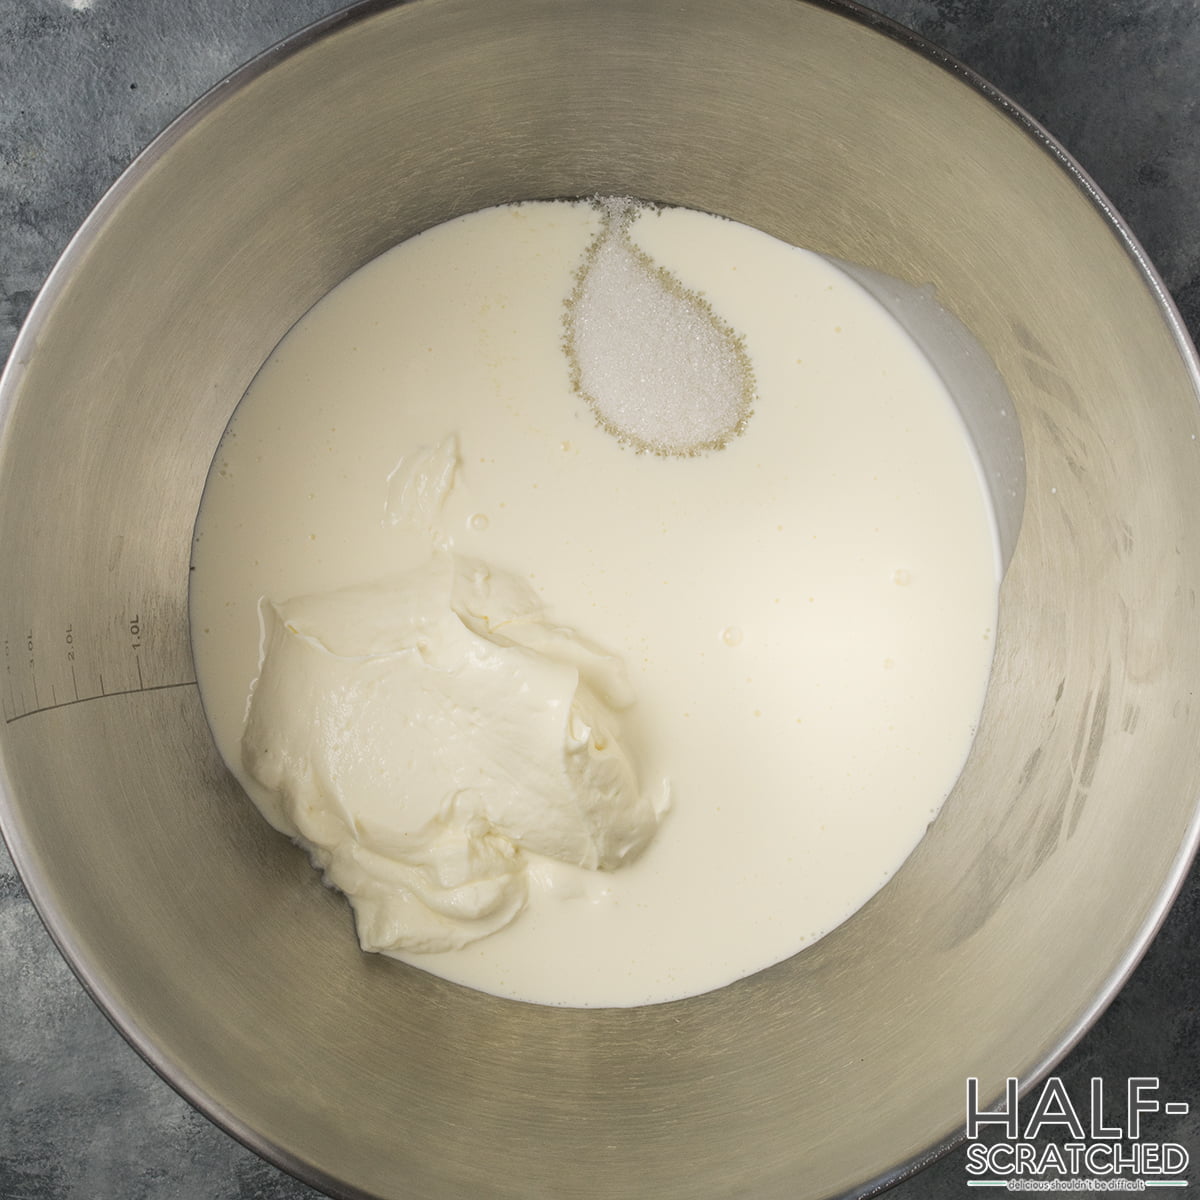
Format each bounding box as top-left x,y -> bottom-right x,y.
1,1 -> 1198,1197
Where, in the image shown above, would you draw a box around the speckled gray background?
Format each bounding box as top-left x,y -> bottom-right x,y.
1,1 -> 1198,1197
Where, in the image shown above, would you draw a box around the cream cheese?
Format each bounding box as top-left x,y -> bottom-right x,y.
243,550 -> 664,953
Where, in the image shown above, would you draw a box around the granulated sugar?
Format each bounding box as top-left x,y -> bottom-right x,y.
564,197 -> 754,455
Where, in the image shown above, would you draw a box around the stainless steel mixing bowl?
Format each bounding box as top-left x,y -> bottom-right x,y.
2,1 -> 1199,1197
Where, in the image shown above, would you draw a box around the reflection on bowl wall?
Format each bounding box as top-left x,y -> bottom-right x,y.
1,1 -> 1199,1198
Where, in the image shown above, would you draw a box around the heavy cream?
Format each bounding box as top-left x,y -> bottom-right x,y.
190,198 -> 1000,1008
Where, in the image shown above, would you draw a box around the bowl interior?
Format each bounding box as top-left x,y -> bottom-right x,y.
2,1 -> 1200,1197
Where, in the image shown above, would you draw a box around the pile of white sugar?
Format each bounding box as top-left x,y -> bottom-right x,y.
564,196 -> 755,455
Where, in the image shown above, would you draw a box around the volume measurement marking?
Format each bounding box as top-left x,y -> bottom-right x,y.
4,678 -> 198,725
4,612 -> 196,725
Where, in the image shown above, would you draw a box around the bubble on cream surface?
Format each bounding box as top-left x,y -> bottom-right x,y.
190,197 -> 1000,1008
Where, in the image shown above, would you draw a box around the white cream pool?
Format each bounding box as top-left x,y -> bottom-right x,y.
189,199 -> 1000,1008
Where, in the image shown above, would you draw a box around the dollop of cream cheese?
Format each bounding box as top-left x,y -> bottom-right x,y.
241,550 -> 663,954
